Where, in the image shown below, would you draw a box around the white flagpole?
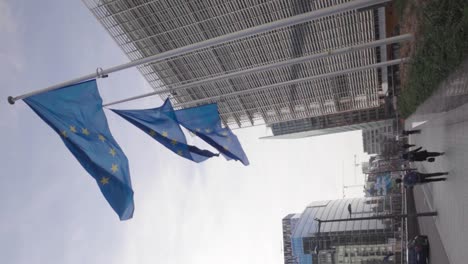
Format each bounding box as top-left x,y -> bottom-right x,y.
8,0 -> 390,105
103,34 -> 412,107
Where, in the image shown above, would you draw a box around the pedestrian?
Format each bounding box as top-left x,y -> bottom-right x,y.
401,143 -> 416,149
402,147 -> 444,162
395,171 -> 448,187
402,129 -> 421,135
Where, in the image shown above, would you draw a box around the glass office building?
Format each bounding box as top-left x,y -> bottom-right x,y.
283,196 -> 403,264
83,0 -> 395,130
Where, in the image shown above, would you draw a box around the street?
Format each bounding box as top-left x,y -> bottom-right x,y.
405,58 -> 468,264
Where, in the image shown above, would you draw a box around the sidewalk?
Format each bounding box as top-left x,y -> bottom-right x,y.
404,58 -> 468,264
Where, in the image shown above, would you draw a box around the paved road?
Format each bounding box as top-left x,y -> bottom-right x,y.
405,59 -> 468,264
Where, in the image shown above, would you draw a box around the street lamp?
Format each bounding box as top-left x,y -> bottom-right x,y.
313,211 -> 437,224
313,218 -> 322,255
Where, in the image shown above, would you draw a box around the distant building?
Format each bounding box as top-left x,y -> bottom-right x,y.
368,155 -> 404,174
283,196 -> 403,264
361,162 -> 370,174
283,214 -> 301,264
363,153 -> 407,197
268,103 -> 395,139
361,119 -> 396,155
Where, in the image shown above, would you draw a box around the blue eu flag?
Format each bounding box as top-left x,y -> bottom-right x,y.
23,80 -> 134,220
111,99 -> 218,163
174,104 -> 249,166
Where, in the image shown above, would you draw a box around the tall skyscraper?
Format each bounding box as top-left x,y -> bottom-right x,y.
83,0 -> 398,131
283,196 -> 403,264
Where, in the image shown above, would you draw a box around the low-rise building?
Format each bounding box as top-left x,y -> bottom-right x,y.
283,196 -> 403,264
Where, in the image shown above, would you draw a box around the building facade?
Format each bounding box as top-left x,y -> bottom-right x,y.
283,214 -> 302,264
361,119 -> 396,155
283,196 -> 403,264
268,102 -> 395,139
83,0 -> 397,129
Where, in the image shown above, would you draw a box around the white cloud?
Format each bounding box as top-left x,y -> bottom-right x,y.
0,0 -> 23,74
0,0 -> 16,33
0,0 -> 24,131
0,52 -> 23,72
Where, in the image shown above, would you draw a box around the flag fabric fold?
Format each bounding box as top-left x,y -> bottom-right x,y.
111,99 -> 218,163
23,79 -> 134,220
174,104 -> 249,166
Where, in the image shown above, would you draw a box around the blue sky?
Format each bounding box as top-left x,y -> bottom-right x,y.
0,1 -> 368,263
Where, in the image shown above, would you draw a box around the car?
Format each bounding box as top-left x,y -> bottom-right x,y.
407,235 -> 430,264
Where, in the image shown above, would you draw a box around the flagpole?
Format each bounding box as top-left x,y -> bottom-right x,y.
103,34 -> 412,107
8,0 -> 390,105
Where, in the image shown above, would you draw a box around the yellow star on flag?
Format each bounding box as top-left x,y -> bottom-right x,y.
223,146 -> 229,150
111,164 -> 118,173
60,130 -> 67,138
109,148 -> 116,157
171,139 -> 178,146
205,129 -> 212,133
149,129 -> 156,137
196,128 -> 201,132
98,134 -> 106,142
82,128 -> 90,136
100,177 -> 110,185
177,150 -> 183,156
162,131 -> 168,138
221,131 -> 228,136
70,125 -> 77,133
